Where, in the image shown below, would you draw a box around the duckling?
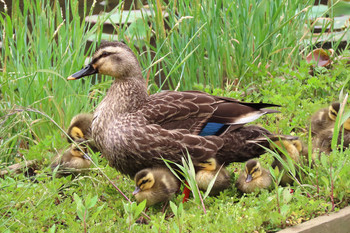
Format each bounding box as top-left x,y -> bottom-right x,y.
236,160 -> 272,193
67,113 -> 98,152
133,168 -> 180,207
313,118 -> 350,155
195,158 -> 231,195
270,139 -> 304,186
51,145 -> 91,177
67,41 -> 282,178
310,102 -> 339,135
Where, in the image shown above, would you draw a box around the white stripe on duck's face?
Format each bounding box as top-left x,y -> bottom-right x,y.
91,46 -> 140,79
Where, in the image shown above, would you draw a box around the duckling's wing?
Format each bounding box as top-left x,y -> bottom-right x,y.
310,108 -> 332,134
142,91 -> 279,136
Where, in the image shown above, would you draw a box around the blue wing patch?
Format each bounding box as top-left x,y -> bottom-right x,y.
199,122 -> 227,136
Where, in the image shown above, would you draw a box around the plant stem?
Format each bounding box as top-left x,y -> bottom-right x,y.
329,164 -> 335,211
83,209 -> 87,233
196,183 -> 206,214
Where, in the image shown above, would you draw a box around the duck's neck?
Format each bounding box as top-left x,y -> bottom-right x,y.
98,76 -> 148,114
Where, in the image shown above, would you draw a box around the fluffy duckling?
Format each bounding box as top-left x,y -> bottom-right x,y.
51,145 -> 91,177
67,113 -> 98,152
195,158 -> 230,195
236,160 -> 272,193
67,41 -> 281,178
313,118 -> 350,155
310,102 -> 339,135
270,139 -> 304,186
133,168 -> 180,207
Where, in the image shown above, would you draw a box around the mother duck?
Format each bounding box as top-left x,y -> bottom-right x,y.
68,41 -> 280,178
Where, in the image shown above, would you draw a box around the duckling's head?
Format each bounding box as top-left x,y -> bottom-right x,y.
70,145 -> 89,159
244,160 -> 262,183
328,102 -> 350,130
67,114 -> 93,143
68,42 -> 142,80
198,158 -> 217,171
133,169 -> 155,196
344,118 -> 350,131
328,102 -> 340,121
292,140 -> 303,153
271,140 -> 301,158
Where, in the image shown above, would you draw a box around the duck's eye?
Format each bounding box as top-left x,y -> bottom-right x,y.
101,51 -> 110,57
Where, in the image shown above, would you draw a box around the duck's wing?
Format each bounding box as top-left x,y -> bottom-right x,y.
215,125 -> 272,164
142,90 -> 279,136
102,116 -> 224,177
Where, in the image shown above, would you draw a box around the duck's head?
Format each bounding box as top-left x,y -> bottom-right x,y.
328,102 -> 340,121
198,158 -> 217,171
133,169 -> 155,196
244,160 -> 262,183
68,42 -> 142,80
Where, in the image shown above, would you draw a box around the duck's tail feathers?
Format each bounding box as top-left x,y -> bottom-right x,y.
239,102 -> 281,109
261,108 -> 280,114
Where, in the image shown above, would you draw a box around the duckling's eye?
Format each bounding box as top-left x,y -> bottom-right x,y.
140,179 -> 149,185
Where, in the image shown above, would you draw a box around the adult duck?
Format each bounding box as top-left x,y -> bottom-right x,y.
68,42 -> 281,178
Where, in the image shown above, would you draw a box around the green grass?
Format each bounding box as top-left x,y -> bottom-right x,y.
1,0 -> 350,232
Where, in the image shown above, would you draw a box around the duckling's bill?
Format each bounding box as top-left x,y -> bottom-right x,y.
67,64 -> 97,80
133,186 -> 141,195
246,174 -> 253,183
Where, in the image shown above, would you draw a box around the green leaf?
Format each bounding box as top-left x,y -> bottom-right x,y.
134,200 -> 146,218
282,188 -> 293,204
86,195 -> 98,209
91,203 -> 106,220
48,224 -> 56,233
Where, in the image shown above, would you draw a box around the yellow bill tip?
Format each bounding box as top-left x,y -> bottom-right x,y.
67,76 -> 76,80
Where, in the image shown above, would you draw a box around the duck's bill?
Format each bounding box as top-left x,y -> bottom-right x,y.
67,64 -> 97,80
